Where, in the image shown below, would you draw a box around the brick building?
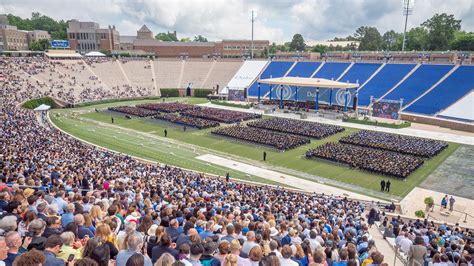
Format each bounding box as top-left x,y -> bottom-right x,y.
117,25 -> 269,58
217,40 -> 270,58
0,14 -> 50,51
67,19 -> 120,52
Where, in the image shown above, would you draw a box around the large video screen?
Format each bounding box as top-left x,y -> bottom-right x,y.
372,99 -> 401,119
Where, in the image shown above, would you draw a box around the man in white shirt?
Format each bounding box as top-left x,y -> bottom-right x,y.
308,230 -> 322,253
279,245 -> 298,266
399,233 -> 413,254
241,231 -> 259,255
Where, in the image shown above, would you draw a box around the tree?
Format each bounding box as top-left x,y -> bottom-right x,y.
405,27 -> 429,51
30,39 -> 50,51
193,35 -> 208,42
450,31 -> 474,51
311,44 -> 327,53
422,13 -> 461,50
180,37 -> 191,42
8,12 -> 68,39
355,26 -> 383,51
382,30 -> 402,50
260,47 -> 269,58
289,34 -> 306,51
269,42 -> 278,54
155,32 -> 178,42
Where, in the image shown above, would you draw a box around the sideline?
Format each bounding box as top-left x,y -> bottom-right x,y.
196,154 -> 385,202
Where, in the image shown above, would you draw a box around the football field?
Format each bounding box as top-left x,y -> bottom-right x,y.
50,97 -> 460,201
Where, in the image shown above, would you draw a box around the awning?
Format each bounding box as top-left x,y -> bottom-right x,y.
34,104 -> 51,111
258,77 -> 359,89
85,51 -> 106,57
45,51 -> 82,59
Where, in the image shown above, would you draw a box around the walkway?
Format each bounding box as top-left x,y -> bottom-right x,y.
400,187 -> 474,227
196,154 -> 385,202
199,103 -> 474,145
368,226 -> 405,266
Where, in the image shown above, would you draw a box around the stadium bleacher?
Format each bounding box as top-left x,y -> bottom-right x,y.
338,63 -> 381,85
381,64 -> 453,106
403,65 -> 474,115
179,60 -> 214,88
357,63 -> 417,106
438,90 -> 474,122
153,60 -> 182,89
120,60 -> 155,90
313,62 -> 351,80
287,61 -> 321,77
203,61 -> 243,89
247,61 -> 294,97
89,60 -> 129,88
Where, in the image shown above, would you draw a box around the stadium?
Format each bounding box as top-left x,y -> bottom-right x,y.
0,2 -> 473,266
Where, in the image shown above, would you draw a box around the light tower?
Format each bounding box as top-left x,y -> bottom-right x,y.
251,10 -> 257,59
402,0 -> 415,51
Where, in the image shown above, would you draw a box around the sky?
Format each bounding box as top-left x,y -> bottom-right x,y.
1,0 -> 473,43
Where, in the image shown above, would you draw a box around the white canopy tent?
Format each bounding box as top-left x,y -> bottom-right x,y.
258,77 -> 359,89
85,51 -> 106,57
257,77 -> 359,111
34,104 -> 51,111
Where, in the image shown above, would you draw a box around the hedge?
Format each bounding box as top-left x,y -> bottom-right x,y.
22,97 -> 59,109
72,96 -> 162,108
211,100 -> 251,109
193,89 -> 214,98
160,88 -> 180,97
343,117 -> 411,129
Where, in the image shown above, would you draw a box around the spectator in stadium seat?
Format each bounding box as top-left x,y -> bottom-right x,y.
11,249 -> 45,266
43,235 -> 65,266
116,232 -> 152,266
62,204 -> 75,228
407,236 -> 427,266
279,245 -> 298,266
75,214 -> 94,239
151,234 -> 179,263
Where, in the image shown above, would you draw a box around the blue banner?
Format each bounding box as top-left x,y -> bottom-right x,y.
51,40 -> 70,48
263,86 -> 356,106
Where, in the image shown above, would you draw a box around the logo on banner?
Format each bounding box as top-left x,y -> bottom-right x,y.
335,89 -> 351,105
274,85 -> 293,100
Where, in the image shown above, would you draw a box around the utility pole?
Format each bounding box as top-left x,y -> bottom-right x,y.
251,10 -> 255,59
402,0 -> 414,51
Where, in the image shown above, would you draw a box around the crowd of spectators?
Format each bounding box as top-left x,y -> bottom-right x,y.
248,118 -> 345,139
153,113 -> 220,129
108,106 -> 159,117
138,103 -> 195,113
379,215 -> 473,265
306,143 -> 424,178
181,107 -> 261,123
339,131 -> 449,158
0,57 -> 391,266
1,57 -> 156,105
212,126 -> 310,150
2,56 -> 471,266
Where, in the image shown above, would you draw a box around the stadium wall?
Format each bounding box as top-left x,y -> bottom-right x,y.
400,113 -> 474,133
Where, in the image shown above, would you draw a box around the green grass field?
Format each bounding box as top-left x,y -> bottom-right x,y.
50,97 -> 460,201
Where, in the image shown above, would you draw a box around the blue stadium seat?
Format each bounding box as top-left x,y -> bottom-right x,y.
313,62 -> 351,80
338,63 -> 381,85
358,64 -> 416,106
248,61 -> 294,97
383,64 -> 453,106
287,62 -> 321,77
404,65 -> 474,115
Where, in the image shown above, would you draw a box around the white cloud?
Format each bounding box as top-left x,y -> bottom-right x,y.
0,0 -> 472,43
